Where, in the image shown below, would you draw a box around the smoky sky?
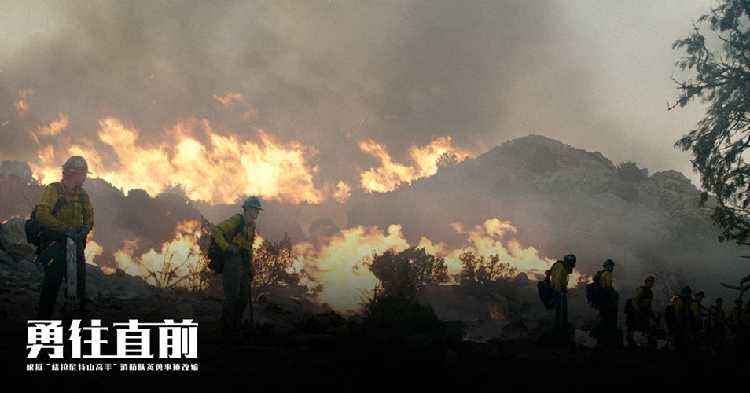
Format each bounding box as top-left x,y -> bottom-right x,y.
0,0 -> 712,187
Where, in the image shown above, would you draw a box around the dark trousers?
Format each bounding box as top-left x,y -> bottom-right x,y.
554,292 -> 569,334
598,305 -> 619,347
37,240 -> 86,319
626,311 -> 656,347
222,253 -> 250,335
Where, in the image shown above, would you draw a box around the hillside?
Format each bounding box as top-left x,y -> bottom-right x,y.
345,135 -> 744,293
2,135 -> 745,296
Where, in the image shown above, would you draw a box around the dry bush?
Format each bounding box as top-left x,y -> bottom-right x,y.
369,247 -> 448,300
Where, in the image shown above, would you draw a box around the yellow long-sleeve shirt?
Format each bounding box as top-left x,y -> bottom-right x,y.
212,213 -> 256,254
600,270 -> 613,289
549,261 -> 569,292
35,182 -> 94,238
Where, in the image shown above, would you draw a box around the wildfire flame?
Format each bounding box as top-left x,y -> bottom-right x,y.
29,113 -> 70,145
294,217 -> 560,313
295,224 -> 411,313
85,215 -> 565,314
15,89 -> 33,117
36,113 -> 70,137
213,92 -> 245,107
359,136 -> 472,193
443,218 -> 565,278
30,117 -> 327,204
94,220 -> 409,312
111,219 -> 207,289
332,181 -> 352,204
102,219 -> 267,289
85,238 -> 103,266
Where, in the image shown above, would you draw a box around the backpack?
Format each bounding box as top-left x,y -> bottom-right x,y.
199,215 -> 246,274
537,277 -> 555,310
25,183 -> 64,249
198,223 -> 223,274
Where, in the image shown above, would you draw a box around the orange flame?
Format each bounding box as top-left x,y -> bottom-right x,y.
112,219 -> 206,289
295,224 -> 410,313
359,136 -> 472,193
86,216 -> 563,314
29,113 -> 70,145
104,219 -> 267,288
294,217 -> 561,313
446,218 -> 562,278
332,181 -> 352,204
85,238 -> 103,266
213,92 -> 245,107
14,89 -> 33,117
30,117 -> 326,204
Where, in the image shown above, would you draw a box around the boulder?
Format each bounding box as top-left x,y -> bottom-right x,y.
0,218 -> 29,246
0,218 -> 35,261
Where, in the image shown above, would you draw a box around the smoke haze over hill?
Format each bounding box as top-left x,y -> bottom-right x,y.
1,0 -> 713,185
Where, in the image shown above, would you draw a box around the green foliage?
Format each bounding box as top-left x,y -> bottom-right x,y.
672,0 -> 750,245
369,247 -> 449,300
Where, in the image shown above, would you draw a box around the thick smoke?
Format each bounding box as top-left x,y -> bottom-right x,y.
2,1 -> 737,300
1,1 -> 710,183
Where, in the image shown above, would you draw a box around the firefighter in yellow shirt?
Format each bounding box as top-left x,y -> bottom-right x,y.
213,196 -> 261,340
596,259 -> 619,348
35,156 -> 94,318
670,286 -> 695,352
692,291 -> 707,329
626,276 -> 656,347
549,254 -> 576,338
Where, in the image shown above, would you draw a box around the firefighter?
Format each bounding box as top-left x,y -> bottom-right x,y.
670,286 -> 695,352
626,276 -> 656,348
213,196 -> 262,341
596,259 -> 619,348
549,254 -> 576,339
692,290 -> 708,346
35,156 -> 94,318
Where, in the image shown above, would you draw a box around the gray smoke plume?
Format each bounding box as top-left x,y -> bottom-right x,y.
0,0 -> 711,186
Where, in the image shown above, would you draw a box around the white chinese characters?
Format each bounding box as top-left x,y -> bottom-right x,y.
27,319 -> 198,359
